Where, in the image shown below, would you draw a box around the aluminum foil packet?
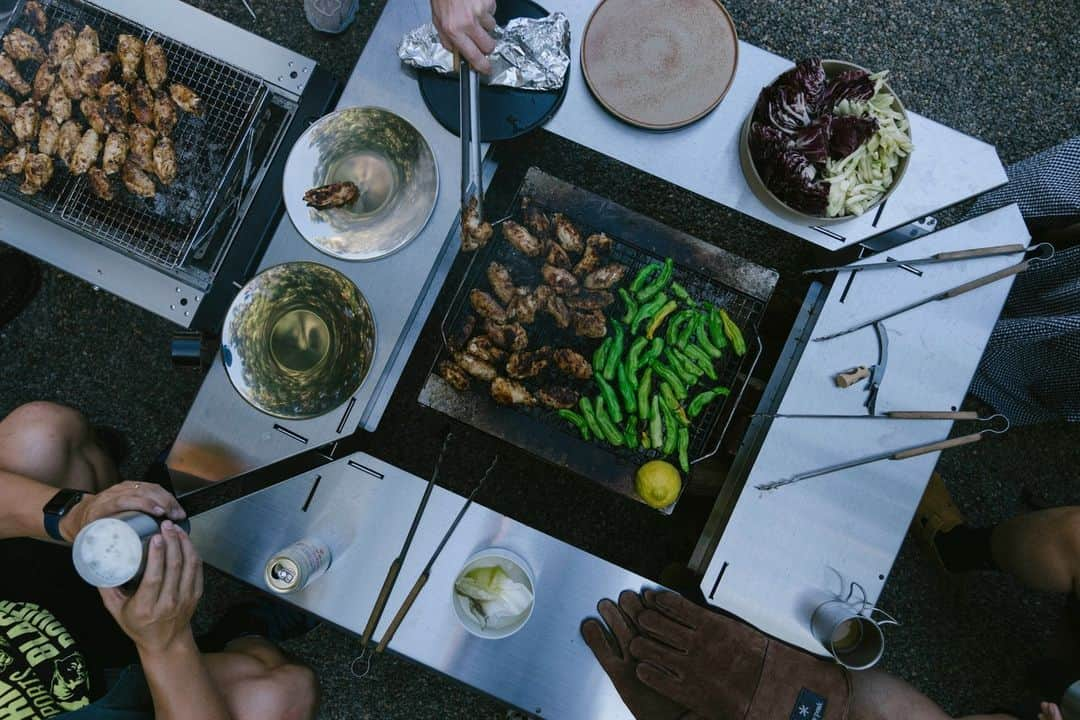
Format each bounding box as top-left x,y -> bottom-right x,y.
398,13 -> 570,91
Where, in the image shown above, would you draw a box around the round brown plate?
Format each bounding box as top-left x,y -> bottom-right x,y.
581,0 -> 739,130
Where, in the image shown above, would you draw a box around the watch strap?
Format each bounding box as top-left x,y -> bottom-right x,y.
43,489 -> 84,542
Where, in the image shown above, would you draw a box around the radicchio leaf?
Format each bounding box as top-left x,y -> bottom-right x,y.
766,150 -> 830,215
791,114 -> 832,164
829,115 -> 878,159
749,121 -> 788,185
821,69 -> 875,111
779,58 -> 827,109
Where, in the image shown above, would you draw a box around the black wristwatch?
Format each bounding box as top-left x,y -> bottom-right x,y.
43,489 -> 85,542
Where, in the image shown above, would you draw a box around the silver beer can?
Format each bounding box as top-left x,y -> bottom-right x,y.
264,537 -> 332,593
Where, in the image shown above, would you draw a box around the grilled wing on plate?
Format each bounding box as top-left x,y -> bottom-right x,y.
169,83 -> 204,116
486,261 -> 516,305
152,136 -> 177,185
143,40 -> 168,90
129,81 -> 155,125
102,131 -> 128,175
68,128 -> 100,175
12,102 -> 38,143
0,53 -> 31,96
454,352 -> 497,382
37,116 -> 59,157
19,153 -> 52,195
73,26 -> 99,65
537,386 -> 580,410
506,287 -> 539,324
501,220 -> 544,257
565,290 -> 615,310
541,264 -> 578,295
24,1 -> 48,35
572,309 -> 607,338
483,320 -> 528,352
584,264 -> 629,290
116,34 -> 144,84
153,93 -> 179,136
87,167 -> 114,201
521,197 -> 551,238
491,377 -> 536,406
506,346 -> 552,379
122,159 -> 156,198
46,84 -> 70,123
57,120 -> 82,167
48,23 -> 76,66
3,29 -> 46,63
469,289 -> 508,324
552,348 -> 593,379
437,360 -> 471,391
553,213 -> 584,254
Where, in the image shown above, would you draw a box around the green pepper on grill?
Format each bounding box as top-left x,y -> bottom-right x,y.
558,409 -> 591,440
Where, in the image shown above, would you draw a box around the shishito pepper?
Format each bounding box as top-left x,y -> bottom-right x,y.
649,395 -> 664,450
682,345 -> 718,380
594,374 -> 623,423
637,367 -> 653,419
666,310 -> 692,347
623,415 -> 639,449
645,300 -> 679,339
603,322 -> 626,381
706,307 -> 730,352
617,360 -> 637,412
677,427 -> 690,473
640,337 -> 665,367
558,409 -> 590,440
695,314 -> 725,359
664,348 -> 699,386
630,263 -> 661,294
627,337 -> 648,380
630,293 -> 670,335
719,308 -> 747,356
688,387 -> 731,418
659,400 -> 678,455
670,281 -> 693,304
594,337 -> 612,374
672,347 -> 706,380
618,288 -> 638,324
594,396 -> 625,446
640,430 -> 652,449
651,360 -> 687,399
659,382 -> 691,426
579,397 -> 604,438
636,257 -> 673,303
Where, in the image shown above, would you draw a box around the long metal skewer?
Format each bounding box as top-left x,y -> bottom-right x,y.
802,243 -> 1029,276
753,410 -> 996,422
375,455 -> 499,653
238,0 -> 257,20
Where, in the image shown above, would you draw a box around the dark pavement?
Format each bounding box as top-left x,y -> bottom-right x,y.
1,0 -> 1078,717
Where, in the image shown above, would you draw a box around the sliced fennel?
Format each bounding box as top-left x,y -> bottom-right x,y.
825,72 -> 913,217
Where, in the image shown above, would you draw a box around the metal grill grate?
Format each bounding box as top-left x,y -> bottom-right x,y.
0,0 -> 267,268
439,195 -> 766,464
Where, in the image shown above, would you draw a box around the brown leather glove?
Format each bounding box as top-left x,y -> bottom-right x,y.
622,590 -> 850,720
581,592 -> 698,720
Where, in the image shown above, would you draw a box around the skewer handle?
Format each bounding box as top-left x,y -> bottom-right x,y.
891,432 -> 983,460
361,557 -> 402,647
835,366 -> 870,388
376,571 -> 429,654
885,411 -> 979,420
933,244 -> 1025,261
943,260 -> 1030,299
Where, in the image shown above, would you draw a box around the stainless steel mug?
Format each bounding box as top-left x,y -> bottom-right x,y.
73,511 -> 191,589
810,599 -> 896,670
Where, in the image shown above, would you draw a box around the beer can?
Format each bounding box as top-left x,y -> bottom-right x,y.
264,537 -> 332,593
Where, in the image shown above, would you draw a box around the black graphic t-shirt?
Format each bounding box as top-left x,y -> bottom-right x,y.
0,601 -> 91,718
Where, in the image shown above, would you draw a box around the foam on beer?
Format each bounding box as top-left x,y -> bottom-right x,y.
73,518 -> 144,588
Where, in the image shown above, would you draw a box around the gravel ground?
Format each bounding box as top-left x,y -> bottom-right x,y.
1,0 -> 1078,717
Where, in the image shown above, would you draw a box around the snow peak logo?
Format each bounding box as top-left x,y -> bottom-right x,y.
789,687 -> 827,720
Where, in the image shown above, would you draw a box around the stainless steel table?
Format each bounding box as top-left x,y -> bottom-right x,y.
694,203 -> 1030,655
192,452 -> 653,720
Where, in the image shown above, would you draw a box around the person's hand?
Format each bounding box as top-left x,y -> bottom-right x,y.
60,480 -> 186,542
581,590 -> 698,720
1040,702 -> 1064,720
431,0 -> 497,74
99,520 -> 203,655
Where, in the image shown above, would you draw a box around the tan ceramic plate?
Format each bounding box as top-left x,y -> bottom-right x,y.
581,0 -> 739,130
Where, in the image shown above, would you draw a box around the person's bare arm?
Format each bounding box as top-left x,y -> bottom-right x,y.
0,470 -> 184,542
101,522 -> 231,720
850,669 -> 1017,720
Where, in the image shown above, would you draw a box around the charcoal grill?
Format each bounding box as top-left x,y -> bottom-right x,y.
0,0 -> 340,329
418,168 -> 778,512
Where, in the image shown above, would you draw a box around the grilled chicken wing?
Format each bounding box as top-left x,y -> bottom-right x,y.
587,232 -> 612,253
68,127 -> 99,175
486,262 -> 516,305
303,181 -> 358,209
541,264 -> 579,295
143,40 -> 167,90
46,84 -> 70,123
0,53 -> 31,96
152,137 -> 178,185
0,145 -> 27,176
537,386 -> 580,410
447,314 -> 476,353
169,83 -> 203,116
3,29 -> 45,63
469,289 -> 508,324
552,348 -> 593,379
465,335 -> 505,364
501,220 -> 544,257
57,119 -> 81,166
32,64 -> 55,103
584,263 -> 628,290
12,101 -> 38,143
535,285 -> 571,329
129,80 -> 155,125
87,166 -> 113,201
506,346 -> 552,379
483,320 -> 528,352
437,360 -> 470,391
0,89 -> 14,112
0,121 -> 15,150
48,23 -> 76,65
461,195 -> 493,251
545,242 -> 571,270
37,116 -> 59,156
573,234 -> 613,278
80,97 -> 108,134
454,352 -> 497,382
127,123 -> 155,171
79,52 -> 114,97
153,92 -> 178,136
98,82 -> 129,131
571,309 -> 608,338
506,287 -> 539,325
552,213 -> 584,254
101,131 -> 128,175
73,25 -> 99,65
564,290 -> 615,310
490,377 -> 536,407
521,197 -> 551,238
19,152 -> 52,195
121,159 -> 156,198
58,57 -> 82,100
116,34 -> 144,83
24,1 -> 48,35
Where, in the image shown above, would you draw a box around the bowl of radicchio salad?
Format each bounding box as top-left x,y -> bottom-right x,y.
739,58 -> 914,222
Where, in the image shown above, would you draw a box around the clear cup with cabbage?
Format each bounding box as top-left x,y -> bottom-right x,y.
452,549 -> 535,639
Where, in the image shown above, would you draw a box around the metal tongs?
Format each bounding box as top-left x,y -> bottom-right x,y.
459,58 -> 483,231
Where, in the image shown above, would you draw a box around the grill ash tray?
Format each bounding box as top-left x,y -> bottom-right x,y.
419,168 -> 778,512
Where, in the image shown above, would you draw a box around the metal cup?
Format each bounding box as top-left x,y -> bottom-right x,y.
810,599 -> 893,670
73,512 -> 191,589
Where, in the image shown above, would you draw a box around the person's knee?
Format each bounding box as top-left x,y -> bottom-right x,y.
232,663 -> 319,720
3,401 -> 90,442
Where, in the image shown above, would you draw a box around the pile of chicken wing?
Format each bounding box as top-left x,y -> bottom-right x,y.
438,197 -> 629,409
0,1 -> 203,199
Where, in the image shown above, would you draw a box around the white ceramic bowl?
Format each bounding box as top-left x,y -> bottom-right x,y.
452,548 -> 535,640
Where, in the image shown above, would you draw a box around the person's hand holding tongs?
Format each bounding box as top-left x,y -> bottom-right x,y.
458,52 -> 493,251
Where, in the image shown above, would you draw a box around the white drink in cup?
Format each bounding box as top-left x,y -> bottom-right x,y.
73,512 -> 190,589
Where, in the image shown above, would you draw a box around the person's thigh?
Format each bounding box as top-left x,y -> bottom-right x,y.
202,638 -> 319,720
0,401 -> 115,491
